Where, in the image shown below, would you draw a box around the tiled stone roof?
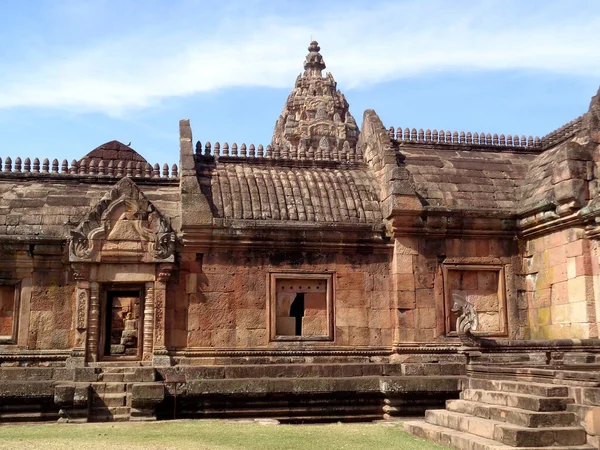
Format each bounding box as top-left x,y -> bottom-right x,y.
398,147 -> 536,211
207,162 -> 382,223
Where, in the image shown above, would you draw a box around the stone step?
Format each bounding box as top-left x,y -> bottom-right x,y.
101,373 -> 125,382
92,362 -> 144,370
91,382 -> 127,394
89,406 -> 131,422
97,368 -> 154,382
92,393 -> 127,407
92,406 -> 131,416
0,411 -> 60,422
469,365 -> 600,386
426,409 -> 587,447
447,399 -> 577,428
461,389 -> 573,412
101,368 -> 137,373
88,414 -> 130,422
468,378 -> 569,398
404,419 -> 595,450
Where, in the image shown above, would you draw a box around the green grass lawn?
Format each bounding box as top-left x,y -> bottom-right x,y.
0,420 -> 449,450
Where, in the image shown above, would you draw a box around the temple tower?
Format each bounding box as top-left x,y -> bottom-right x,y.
271,41 -> 359,158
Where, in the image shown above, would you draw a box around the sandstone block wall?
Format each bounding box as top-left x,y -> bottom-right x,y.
174,250 -> 393,349
394,236 -> 517,343
523,228 -> 598,339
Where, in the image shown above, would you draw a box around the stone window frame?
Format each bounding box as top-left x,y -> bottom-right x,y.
442,264 -> 507,337
0,281 -> 21,345
268,272 -> 335,342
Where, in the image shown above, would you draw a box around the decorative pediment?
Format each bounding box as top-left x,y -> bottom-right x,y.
69,177 -> 176,263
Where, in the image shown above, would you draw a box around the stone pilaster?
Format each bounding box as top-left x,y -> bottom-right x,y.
87,282 -> 100,362
68,264 -> 91,366
153,263 -> 172,366
142,281 -> 154,361
68,282 -> 89,367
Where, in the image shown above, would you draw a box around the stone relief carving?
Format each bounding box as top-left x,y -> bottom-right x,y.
76,291 -> 87,330
451,293 -> 481,347
69,177 -> 176,262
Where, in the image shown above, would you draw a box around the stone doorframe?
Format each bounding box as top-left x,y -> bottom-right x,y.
67,178 -> 176,367
71,262 -> 173,366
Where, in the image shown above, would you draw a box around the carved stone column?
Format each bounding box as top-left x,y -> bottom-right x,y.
87,282 -> 100,362
142,281 -> 154,361
153,263 -> 172,366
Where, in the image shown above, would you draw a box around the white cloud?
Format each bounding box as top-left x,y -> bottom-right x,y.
0,0 -> 599,115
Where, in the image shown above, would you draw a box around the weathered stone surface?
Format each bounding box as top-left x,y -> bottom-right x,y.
131,382 -> 164,408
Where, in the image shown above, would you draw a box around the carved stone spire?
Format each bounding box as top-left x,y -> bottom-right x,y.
304,40 -> 326,76
271,41 -> 359,160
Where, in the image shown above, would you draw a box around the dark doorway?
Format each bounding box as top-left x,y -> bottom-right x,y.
102,288 -> 143,359
289,293 -> 305,336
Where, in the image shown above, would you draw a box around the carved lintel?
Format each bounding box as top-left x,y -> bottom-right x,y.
451,293 -> 481,347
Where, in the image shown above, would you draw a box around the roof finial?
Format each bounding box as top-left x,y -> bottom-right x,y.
304,40 -> 326,76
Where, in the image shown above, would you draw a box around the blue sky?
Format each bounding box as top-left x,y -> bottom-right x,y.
0,0 -> 599,167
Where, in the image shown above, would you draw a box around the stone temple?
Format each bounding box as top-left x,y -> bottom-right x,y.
1,40 -> 600,448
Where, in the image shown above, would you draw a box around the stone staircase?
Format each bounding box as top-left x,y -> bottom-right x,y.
89,368 -> 133,422
404,376 -> 594,450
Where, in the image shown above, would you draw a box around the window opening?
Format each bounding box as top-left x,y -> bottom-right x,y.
271,274 -> 332,340
289,293 -> 305,336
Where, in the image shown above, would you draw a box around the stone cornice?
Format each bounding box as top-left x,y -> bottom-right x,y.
181,221 -> 391,253
0,172 -> 178,186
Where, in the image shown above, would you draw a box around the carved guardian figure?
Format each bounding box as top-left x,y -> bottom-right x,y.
451,293 -> 481,347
